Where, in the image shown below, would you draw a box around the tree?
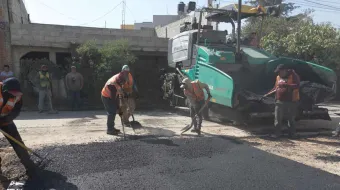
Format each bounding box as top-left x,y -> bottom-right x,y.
77,39 -> 136,82
262,22 -> 340,70
76,39 -> 137,104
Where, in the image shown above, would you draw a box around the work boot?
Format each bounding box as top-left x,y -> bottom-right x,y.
191,128 -> 199,134
332,131 -> 340,137
107,130 -> 119,136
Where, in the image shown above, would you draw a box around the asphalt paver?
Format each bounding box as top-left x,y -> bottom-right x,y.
22,136 -> 340,190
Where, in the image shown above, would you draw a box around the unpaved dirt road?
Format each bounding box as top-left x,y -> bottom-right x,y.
0,106 -> 340,189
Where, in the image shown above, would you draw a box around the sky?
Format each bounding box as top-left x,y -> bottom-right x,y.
23,0 -> 340,29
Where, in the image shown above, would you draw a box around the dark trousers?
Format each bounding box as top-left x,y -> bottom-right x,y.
69,90 -> 81,110
1,123 -> 35,171
274,101 -> 297,136
190,100 -> 204,130
101,95 -> 118,132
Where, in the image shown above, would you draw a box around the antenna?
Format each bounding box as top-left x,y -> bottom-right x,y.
122,0 -> 126,31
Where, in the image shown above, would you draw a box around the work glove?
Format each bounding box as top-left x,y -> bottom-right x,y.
207,93 -> 212,99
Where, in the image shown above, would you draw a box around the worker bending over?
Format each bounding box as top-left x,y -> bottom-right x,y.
120,65 -> 138,126
266,64 -> 300,138
101,71 -> 129,135
0,78 -> 36,176
180,78 -> 212,133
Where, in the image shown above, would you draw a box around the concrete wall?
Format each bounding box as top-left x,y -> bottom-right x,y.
10,23 -> 168,51
134,22 -> 154,29
9,0 -> 29,24
153,15 -> 180,27
11,46 -> 69,77
155,12 -> 209,38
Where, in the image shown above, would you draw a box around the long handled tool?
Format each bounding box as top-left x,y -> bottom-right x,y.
0,129 -> 48,163
181,97 -> 211,135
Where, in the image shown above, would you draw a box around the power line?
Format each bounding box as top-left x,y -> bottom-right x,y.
125,3 -> 136,23
288,0 -> 340,13
303,0 -> 340,10
34,0 -> 78,21
79,1 -> 122,26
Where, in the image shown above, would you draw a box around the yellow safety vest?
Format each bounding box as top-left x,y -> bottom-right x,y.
39,71 -> 50,88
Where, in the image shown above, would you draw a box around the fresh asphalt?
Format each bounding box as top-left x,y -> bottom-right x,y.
21,135 -> 340,190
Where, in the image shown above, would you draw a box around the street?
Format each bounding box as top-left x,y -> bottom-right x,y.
0,107 -> 340,189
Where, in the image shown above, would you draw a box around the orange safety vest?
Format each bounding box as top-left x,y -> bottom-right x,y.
0,83 -> 22,126
101,74 -> 123,98
122,73 -> 133,93
275,74 -> 300,101
184,82 -> 205,101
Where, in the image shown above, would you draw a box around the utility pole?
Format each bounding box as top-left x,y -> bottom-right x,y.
215,2 -> 219,30
122,0 -> 126,31
236,0 -> 242,56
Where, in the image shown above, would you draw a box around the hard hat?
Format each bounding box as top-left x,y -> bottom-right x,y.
2,77 -> 22,96
180,78 -> 191,88
122,65 -> 130,72
41,65 -> 48,70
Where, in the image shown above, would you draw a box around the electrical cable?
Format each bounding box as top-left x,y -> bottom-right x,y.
79,1 -> 122,26
34,0 -> 78,21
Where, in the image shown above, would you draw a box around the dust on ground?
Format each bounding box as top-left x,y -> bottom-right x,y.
0,109 -> 339,184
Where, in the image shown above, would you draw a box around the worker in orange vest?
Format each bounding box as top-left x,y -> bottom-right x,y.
180,78 -> 212,134
0,77 -> 36,176
101,71 -> 129,135
265,64 -> 300,138
120,65 -> 138,126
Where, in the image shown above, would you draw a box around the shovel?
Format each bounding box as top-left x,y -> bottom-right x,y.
0,129 -> 50,167
181,97 -> 211,135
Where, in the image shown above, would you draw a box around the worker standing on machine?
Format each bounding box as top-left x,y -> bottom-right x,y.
266,64 -> 300,138
120,65 -> 138,126
180,78 -> 212,134
0,77 -> 36,176
101,71 -> 129,135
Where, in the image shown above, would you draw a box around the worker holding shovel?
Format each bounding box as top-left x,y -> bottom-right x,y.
180,78 -> 212,134
0,77 -> 36,176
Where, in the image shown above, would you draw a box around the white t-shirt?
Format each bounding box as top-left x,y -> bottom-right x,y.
0,71 -> 14,79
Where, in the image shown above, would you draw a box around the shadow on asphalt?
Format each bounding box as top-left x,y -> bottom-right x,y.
17,111 -> 102,120
140,138 -> 179,147
24,169 -> 78,190
315,153 -> 340,162
200,131 -> 296,147
300,138 -> 340,147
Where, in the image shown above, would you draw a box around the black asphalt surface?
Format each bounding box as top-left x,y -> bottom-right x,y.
23,136 -> 340,190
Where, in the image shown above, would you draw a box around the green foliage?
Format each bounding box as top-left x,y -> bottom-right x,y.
261,22 -> 340,70
76,39 -> 136,82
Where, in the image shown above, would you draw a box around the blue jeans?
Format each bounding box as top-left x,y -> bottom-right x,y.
101,95 -> 118,132
69,90 -> 81,110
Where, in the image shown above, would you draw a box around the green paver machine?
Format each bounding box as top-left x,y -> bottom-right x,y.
160,2 -> 337,124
